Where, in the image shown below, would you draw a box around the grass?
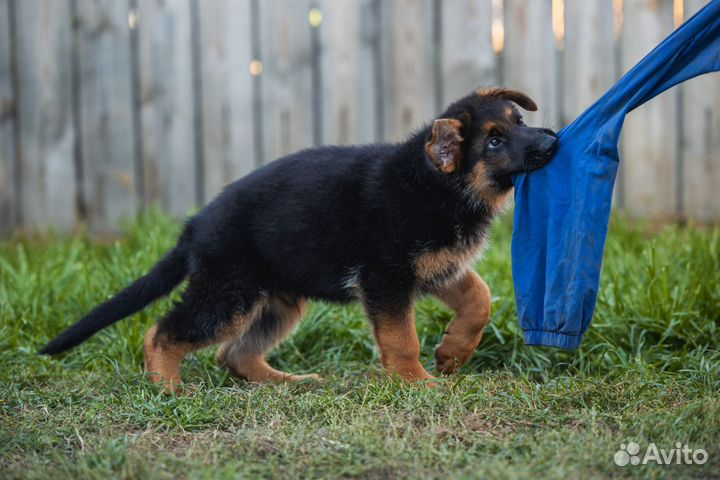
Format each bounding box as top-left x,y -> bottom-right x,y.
0,210 -> 719,479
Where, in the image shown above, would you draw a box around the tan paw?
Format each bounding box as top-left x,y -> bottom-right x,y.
284,373 -> 323,383
384,363 -> 438,386
435,346 -> 472,374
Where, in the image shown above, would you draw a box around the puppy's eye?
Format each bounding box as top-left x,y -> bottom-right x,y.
516,116 -> 524,125
488,136 -> 503,148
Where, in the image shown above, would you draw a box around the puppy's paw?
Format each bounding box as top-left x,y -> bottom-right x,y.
434,346 -> 471,375
286,372 -> 323,383
416,377 -> 441,388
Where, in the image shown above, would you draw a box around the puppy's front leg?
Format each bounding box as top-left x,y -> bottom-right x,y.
433,270 -> 491,374
369,307 -> 435,382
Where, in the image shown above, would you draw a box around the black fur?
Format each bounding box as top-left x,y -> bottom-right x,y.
40,89 -> 557,359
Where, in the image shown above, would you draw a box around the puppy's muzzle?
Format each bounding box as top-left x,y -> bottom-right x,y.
525,128 -> 558,171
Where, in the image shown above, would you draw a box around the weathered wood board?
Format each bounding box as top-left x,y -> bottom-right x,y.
259,0 -> 315,162
621,0 -> 677,218
196,0 -> 255,202
319,0 -> 377,145
137,0 -> 197,216
76,0 -> 139,233
0,0 -> 16,232
15,0 -> 77,231
380,0 -> 436,141
440,0 -> 496,108
502,0 -> 559,128
563,0 -> 615,122
681,0 -> 720,221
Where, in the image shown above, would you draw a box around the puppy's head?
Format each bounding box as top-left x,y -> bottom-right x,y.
425,87 -> 557,203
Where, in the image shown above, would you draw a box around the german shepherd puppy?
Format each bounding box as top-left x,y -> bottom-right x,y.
40,88 -> 557,393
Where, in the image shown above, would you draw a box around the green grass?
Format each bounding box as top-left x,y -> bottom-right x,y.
1,210 -> 719,479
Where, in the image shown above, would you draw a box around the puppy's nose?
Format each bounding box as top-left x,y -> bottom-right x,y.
537,128 -> 558,152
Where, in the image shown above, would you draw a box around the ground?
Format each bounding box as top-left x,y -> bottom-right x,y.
1,211 -> 718,479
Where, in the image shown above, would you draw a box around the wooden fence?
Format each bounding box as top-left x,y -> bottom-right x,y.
0,0 -> 718,234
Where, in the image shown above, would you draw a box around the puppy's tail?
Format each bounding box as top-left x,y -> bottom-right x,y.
38,247 -> 188,355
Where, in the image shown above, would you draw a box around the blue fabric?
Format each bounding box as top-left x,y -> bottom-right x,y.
511,0 -> 720,349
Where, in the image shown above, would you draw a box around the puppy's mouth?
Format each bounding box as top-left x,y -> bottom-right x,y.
494,157 -> 551,188
523,128 -> 559,172
502,150 -> 555,178
523,137 -> 558,172
523,151 -> 554,172
502,147 -> 557,186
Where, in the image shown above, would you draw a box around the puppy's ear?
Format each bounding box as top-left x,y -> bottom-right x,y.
425,118 -> 466,173
477,87 -> 538,112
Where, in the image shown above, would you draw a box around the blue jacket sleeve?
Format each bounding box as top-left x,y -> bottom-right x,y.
511,0 -> 720,349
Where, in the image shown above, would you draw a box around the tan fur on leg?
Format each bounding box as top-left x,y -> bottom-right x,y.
220,296 -> 321,383
145,300 -> 266,394
144,325 -> 195,394
371,309 -> 435,382
216,340 -> 231,367
433,270 -> 491,374
225,353 -> 321,383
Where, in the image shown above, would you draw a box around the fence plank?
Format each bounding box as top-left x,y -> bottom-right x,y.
77,0 -> 138,233
440,0 -> 496,108
319,0 -> 377,145
197,0 -> 255,201
380,0 -> 436,141
0,0 -> 16,232
681,0 -> 720,221
502,0 -> 558,128
620,0 -> 676,218
259,0 -> 315,161
137,0 -> 196,216
15,0 -> 77,231
563,0 -> 614,121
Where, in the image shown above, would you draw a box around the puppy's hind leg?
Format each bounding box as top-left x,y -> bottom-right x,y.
218,295 -> 321,383
143,304 -> 196,394
144,273 -> 266,394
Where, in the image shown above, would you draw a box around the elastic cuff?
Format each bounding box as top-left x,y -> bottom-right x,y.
523,329 -> 583,350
